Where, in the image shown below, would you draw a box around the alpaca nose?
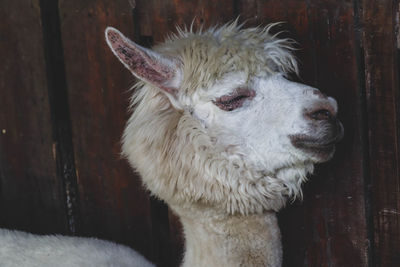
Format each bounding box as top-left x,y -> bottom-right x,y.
305,100 -> 337,122
307,108 -> 335,121
305,100 -> 344,142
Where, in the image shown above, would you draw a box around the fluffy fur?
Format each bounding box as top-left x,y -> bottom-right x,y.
121,22 -> 309,216
0,228 -> 154,267
106,21 -> 341,266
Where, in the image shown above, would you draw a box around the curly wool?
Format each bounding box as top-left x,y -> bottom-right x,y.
156,21 -> 298,96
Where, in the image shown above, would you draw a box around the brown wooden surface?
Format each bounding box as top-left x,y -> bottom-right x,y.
0,0 -> 399,266
301,1 -> 369,266
0,0 -> 67,234
362,0 -> 400,266
58,0 -> 153,260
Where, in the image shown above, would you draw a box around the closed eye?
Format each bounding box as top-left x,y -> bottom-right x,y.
213,88 -> 255,111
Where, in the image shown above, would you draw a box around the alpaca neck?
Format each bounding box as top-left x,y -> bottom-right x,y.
179,211 -> 282,267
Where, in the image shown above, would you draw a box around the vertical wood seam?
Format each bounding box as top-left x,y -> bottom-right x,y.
353,0 -> 374,266
38,0 -> 81,235
393,1 -> 400,204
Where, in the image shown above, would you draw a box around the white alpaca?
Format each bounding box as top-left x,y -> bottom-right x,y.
0,228 -> 154,267
0,21 -> 343,267
105,21 -> 343,267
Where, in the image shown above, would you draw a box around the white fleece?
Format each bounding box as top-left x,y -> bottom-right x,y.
0,229 -> 154,267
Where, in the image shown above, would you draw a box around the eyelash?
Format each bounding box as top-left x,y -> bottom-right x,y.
213,89 -> 255,111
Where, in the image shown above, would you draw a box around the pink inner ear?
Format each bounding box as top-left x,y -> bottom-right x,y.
107,30 -> 176,94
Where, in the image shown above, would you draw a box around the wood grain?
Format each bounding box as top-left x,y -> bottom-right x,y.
304,2 -> 368,265
0,0 -> 67,233
40,0 -> 81,235
362,0 -> 400,266
58,0 -> 153,260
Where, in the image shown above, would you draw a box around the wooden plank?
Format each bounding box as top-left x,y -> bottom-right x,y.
362,0 -> 400,266
134,0 -> 236,43
304,2 -> 369,265
132,1 -> 236,265
238,1 -> 369,266
58,0 -> 153,260
0,1 -> 67,233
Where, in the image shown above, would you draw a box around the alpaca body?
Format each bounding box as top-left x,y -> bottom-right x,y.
0,228 -> 154,267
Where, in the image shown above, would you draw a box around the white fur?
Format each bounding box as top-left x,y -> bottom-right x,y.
104,21 -> 341,266
0,229 -> 154,267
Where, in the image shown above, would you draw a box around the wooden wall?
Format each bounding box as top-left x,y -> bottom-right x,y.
0,0 -> 399,266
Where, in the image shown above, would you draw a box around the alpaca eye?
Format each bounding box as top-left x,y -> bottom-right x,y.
213,88 -> 255,111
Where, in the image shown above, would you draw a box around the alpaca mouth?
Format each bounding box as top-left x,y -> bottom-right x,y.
290,121 -> 344,161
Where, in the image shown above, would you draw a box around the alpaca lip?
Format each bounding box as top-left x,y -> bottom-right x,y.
290,135 -> 338,162
296,134 -> 342,149
291,137 -> 337,150
290,121 -> 344,152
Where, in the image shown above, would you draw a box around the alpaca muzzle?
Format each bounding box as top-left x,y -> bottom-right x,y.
290,97 -> 344,162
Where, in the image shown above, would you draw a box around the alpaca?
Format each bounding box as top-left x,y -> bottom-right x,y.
0,228 -> 154,267
0,22 -> 342,267
105,21 -> 343,267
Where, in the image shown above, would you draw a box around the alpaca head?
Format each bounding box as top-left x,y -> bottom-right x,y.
105,22 -> 343,215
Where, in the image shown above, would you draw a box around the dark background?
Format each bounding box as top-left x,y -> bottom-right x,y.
0,0 -> 399,266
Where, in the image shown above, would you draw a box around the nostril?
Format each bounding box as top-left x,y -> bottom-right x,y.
309,109 -> 333,121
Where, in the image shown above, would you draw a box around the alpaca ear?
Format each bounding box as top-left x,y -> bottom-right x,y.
105,27 -> 181,95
